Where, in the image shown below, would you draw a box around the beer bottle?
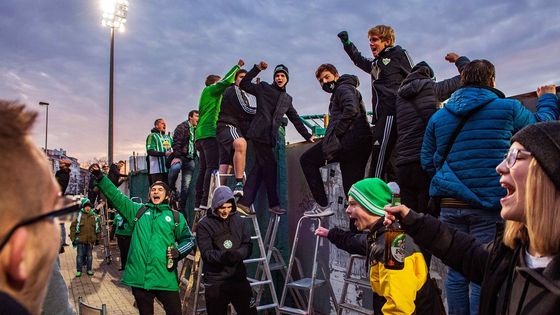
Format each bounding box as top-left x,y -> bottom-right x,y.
167,245 -> 175,270
384,182 -> 405,270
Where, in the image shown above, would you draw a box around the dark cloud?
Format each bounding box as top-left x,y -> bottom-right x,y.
0,0 -> 558,161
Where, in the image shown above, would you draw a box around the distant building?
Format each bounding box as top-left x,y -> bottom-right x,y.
47,148 -> 88,195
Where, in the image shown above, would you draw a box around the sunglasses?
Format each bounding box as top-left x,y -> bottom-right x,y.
0,197 -> 81,252
503,148 -> 532,169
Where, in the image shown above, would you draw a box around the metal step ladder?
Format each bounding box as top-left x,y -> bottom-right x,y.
279,215 -> 338,315
337,255 -> 373,315
254,214 -> 306,310
186,171 -> 280,314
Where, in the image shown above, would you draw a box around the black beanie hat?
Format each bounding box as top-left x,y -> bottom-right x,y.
150,181 -> 170,195
274,64 -> 289,82
511,121 -> 560,190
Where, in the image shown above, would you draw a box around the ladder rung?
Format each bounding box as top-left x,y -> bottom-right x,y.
249,279 -> 273,287
243,257 -> 265,264
286,278 -> 325,289
250,236 -> 259,240
343,277 -> 371,287
278,306 -> 309,315
338,302 -> 374,314
269,261 -> 285,271
256,303 -> 278,311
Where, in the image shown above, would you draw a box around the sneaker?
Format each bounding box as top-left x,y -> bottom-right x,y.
233,182 -> 244,197
269,206 -> 287,215
87,270 -> 94,276
236,203 -> 256,216
303,204 -> 334,217
75,271 -> 82,277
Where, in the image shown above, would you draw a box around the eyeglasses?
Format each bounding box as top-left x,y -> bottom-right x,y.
0,197 -> 81,252
503,148 -> 532,169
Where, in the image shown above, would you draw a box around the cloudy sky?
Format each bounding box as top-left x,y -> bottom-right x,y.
1,0 -> 559,163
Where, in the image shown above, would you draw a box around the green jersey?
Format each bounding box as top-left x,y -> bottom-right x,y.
196,64 -> 240,140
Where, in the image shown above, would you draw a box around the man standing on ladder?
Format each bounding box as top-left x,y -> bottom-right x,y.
197,186 -> 257,315
338,26 -> 413,181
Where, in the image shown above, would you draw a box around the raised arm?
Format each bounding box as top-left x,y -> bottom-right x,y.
208,60 -> 244,96
89,164 -> 141,223
240,61 -> 267,95
434,54 -> 470,101
338,31 -> 373,74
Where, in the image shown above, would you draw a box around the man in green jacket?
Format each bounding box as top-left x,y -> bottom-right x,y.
89,164 -> 195,315
195,60 -> 244,212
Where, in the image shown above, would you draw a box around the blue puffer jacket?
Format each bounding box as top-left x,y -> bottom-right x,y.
421,86 -> 559,210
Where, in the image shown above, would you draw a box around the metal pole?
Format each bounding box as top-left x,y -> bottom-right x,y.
45,104 -> 49,153
108,28 -> 115,165
39,101 -> 49,153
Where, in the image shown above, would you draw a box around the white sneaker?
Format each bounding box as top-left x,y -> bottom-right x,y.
303,204 -> 334,217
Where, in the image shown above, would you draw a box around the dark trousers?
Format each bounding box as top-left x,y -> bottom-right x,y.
131,287 -> 181,315
239,141 -> 279,208
195,138 -> 219,208
76,243 -> 93,272
397,162 -> 431,215
397,162 -> 432,264
149,172 -> 168,186
116,235 -> 131,270
369,115 -> 398,182
204,280 -> 257,315
300,136 -> 372,206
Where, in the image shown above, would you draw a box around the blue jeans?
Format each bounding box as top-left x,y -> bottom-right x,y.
168,157 -> 196,215
76,243 -> 93,272
440,207 -> 502,315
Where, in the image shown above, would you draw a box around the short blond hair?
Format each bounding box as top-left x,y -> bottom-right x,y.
503,159 -> 560,255
368,25 -> 395,46
0,101 -> 54,226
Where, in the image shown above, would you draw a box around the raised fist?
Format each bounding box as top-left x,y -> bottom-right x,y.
337,31 -> 349,45
238,59 -> 245,67
258,61 -> 268,71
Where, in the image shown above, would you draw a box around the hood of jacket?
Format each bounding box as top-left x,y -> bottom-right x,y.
398,61 -> 434,100
444,85 -> 506,117
335,74 -> 360,89
210,186 -> 237,218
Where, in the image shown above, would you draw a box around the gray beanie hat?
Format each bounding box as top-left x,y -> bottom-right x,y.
274,64 -> 289,82
511,121 -> 560,190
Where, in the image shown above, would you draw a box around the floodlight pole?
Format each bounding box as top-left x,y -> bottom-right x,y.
108,27 -> 115,165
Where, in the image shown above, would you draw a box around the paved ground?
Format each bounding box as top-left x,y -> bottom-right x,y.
59,221 -> 165,315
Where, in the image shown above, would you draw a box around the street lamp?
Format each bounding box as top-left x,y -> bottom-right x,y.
101,0 -> 129,165
39,101 -> 50,153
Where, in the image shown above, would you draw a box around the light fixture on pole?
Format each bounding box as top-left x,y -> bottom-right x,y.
39,101 -> 50,153
101,0 -> 129,165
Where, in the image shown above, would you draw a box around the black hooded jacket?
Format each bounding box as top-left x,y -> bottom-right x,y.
395,56 -> 469,166
322,74 -> 372,160
196,187 -> 252,283
239,64 -> 312,145
343,43 -> 414,121
402,210 -> 560,314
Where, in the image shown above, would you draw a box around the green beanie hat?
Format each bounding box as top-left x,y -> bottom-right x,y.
348,178 -> 392,217
80,197 -> 92,209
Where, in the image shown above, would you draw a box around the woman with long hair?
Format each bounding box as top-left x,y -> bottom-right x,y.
384,121 -> 560,314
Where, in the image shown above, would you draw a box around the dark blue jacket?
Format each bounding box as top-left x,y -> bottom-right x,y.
421,86 -> 559,210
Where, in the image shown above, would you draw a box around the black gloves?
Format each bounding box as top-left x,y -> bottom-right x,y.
221,250 -> 243,265
88,163 -> 104,180
337,31 -> 350,45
